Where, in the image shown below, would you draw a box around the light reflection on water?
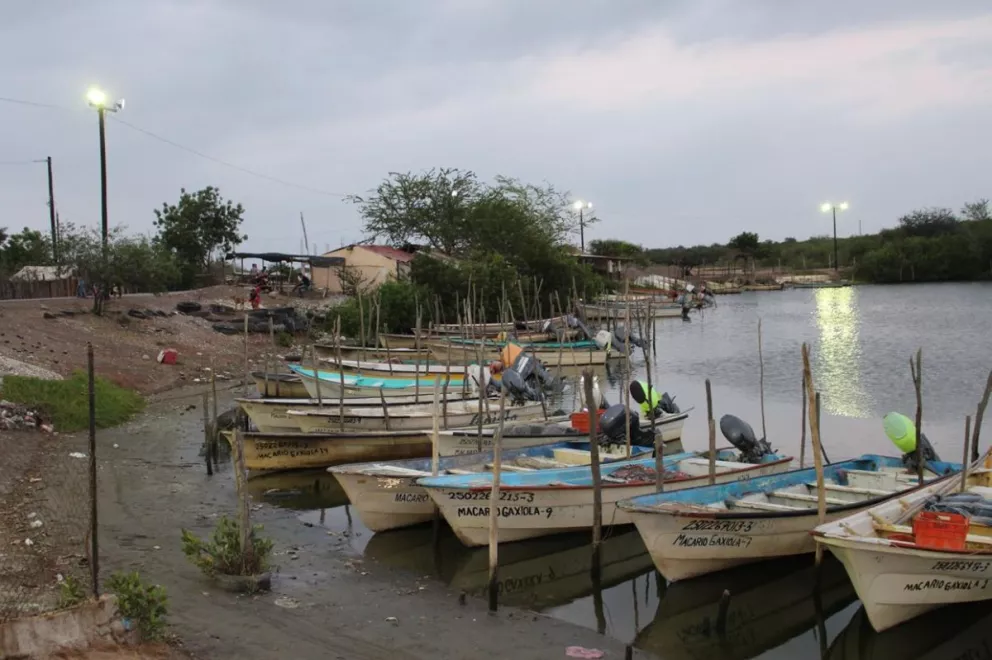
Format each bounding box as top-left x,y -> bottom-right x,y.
261,283 -> 992,659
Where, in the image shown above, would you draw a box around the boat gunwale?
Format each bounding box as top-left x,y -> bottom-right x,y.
423,454 -> 796,493
436,410 -> 691,437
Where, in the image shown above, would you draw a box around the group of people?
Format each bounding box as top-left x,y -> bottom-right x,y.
244,263 -> 312,309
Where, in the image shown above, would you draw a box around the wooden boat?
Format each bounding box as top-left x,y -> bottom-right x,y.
427,341 -> 611,366
789,280 -> 851,289
251,371 -> 310,398
378,333 -> 419,349
578,302 -> 684,320
287,364 -> 474,399
224,428 -> 434,472
814,452 -> 992,633
330,442 -> 654,532
288,400 -> 548,433
419,449 -> 795,547
237,392 -> 476,433
635,554 -> 856,660
314,344 -> 431,362
324,357 -> 475,377
618,455 -> 960,582
435,410 -> 690,456
432,317 -> 563,336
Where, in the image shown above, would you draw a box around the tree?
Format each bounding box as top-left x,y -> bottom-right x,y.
153,186 -> 246,288
588,239 -> 644,259
897,207 -> 958,238
0,227 -> 51,276
962,199 -> 991,223
728,231 -> 760,254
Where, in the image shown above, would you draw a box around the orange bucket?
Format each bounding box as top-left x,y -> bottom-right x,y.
571,409 -> 605,434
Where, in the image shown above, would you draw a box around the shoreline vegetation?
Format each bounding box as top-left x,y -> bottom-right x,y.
0,372 -> 145,432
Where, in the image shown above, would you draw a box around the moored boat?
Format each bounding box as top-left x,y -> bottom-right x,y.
287,400 -> 548,433
251,371 -> 310,398
814,453 -> 992,632
314,344 -> 432,362
419,447 -> 794,547
618,454 -> 959,583
330,441 -> 654,532
287,364 -> 478,398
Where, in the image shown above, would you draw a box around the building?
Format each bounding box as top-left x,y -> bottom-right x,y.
576,253 -> 632,280
310,244 -> 417,294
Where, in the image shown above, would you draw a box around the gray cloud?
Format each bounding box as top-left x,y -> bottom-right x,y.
1,0 -> 991,255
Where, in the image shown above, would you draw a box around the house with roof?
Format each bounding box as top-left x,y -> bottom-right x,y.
310,244 -> 417,294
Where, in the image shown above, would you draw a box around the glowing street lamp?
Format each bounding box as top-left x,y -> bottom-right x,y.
573,200 -> 593,253
820,202 -> 849,272
86,86 -> 125,248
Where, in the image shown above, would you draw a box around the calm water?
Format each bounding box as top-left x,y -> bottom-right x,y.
261,282 -> 992,659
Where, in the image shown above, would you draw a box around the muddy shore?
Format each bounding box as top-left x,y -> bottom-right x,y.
92,384 -> 651,659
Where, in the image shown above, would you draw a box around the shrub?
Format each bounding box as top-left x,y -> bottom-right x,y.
181,515 -> 273,577
56,573 -> 86,609
105,571 -> 169,641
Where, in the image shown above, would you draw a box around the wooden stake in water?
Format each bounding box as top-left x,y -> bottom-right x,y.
962,415 -> 973,492
309,342 -> 323,409
335,316 -> 345,431
357,290 -> 366,367
970,370 -> 992,462
487,389 -> 508,613
431,378 -> 441,477
800,370 -> 807,469
243,314 -> 250,393
623,280 -> 633,459
706,379 -> 716,485
232,429 -> 255,572
910,348 -> 923,485
415,312 -> 422,401
380,386 -> 390,431
202,391 -> 212,476
211,367 -> 219,467
758,318 -> 767,441
801,343 -> 827,565
583,370 -> 604,558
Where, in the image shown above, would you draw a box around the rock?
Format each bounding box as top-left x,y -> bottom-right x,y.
142,354 -> 151,360
42,312 -> 57,320
127,309 -> 148,319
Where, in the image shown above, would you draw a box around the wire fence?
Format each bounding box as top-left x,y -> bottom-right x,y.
0,360 -> 97,622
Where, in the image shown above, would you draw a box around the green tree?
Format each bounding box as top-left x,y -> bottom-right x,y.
897,207 -> 958,238
588,239 -> 644,259
728,231 -> 760,254
0,227 -> 51,276
962,199 -> 991,222
153,186 -> 246,288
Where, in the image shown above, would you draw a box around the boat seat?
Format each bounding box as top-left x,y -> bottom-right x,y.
806,482 -> 893,497
732,500 -> 806,512
682,458 -> 754,470
770,491 -> 848,506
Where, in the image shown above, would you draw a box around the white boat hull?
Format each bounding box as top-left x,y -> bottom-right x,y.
426,458 -> 793,547
290,402 -> 546,433
297,370 -> 470,399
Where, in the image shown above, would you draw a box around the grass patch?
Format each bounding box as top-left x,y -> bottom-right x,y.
0,372 -> 145,432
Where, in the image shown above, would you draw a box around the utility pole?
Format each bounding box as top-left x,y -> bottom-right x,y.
97,107 -> 108,248
831,206 -> 838,274
46,157 -> 57,261
299,212 -> 310,256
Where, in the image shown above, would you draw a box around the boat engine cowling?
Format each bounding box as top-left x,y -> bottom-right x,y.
719,414 -> 774,463
883,412 -> 941,471
600,404 -> 643,444
500,368 -> 539,402
659,392 -> 680,415
593,330 -> 613,351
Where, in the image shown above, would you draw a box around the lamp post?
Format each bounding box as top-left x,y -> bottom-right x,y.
573,200 -> 593,253
820,202 -> 849,272
86,87 -> 124,249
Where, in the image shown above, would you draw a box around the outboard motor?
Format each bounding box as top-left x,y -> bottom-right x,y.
659,392 -> 680,415
599,404 -> 648,445
883,412 -> 941,472
719,414 -> 775,463
501,368 -> 539,403
594,329 -> 614,351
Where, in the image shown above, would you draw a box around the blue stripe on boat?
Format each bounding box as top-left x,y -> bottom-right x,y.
617,454 -> 960,512
289,364 -> 460,389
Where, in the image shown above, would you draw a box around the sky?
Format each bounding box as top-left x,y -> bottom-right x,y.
2,0 -> 992,255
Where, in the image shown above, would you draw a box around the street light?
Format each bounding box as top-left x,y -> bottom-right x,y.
820,201 -> 849,272
86,86 -> 124,248
573,200 -> 593,253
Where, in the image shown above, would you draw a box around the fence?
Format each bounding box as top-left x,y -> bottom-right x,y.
0,348 -> 98,622
0,275 -> 81,300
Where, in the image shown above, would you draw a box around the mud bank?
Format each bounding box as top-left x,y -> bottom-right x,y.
93,385 -> 650,659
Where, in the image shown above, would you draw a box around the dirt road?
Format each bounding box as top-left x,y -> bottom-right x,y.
93,385 -> 649,659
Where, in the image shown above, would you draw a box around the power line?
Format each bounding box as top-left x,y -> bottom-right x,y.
108,116 -> 349,198
1,94 -> 350,199
0,159 -> 43,165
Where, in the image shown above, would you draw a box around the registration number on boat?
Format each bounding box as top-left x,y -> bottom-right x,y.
447,491 -> 535,503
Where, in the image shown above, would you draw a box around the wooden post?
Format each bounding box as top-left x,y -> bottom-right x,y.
443,343 -> 451,430
243,314 -> 250,393
379,387 -> 390,431
431,378 -> 441,476
210,369 -> 219,467
373,292 -> 382,357
263,356 -> 270,398
706,379 -> 716,485
623,281 -> 632,458
415,313 -> 422,401
383,323 -> 393,374
910,349 -> 923,485
583,370 -> 604,560
335,316 -> 344,431
487,389 -> 508,612
231,430 -> 255,572
758,318 -> 766,441
268,314 -> 275,346
357,290 -> 366,366
202,391 -> 213,475
970,370 -> 992,462
309,343 -> 323,409
801,343 -> 827,565
800,370 -> 807,469
962,415 -> 973,492
87,343 -> 100,597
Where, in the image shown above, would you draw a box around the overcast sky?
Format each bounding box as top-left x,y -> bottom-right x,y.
2,0 -> 991,255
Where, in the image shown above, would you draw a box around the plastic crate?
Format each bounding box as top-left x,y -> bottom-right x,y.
913,511 -> 969,550
570,409 -> 604,434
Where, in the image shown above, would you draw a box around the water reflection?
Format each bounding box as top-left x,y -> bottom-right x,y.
635,555 -> 856,660
245,469 -> 348,510
829,600 -> 992,659
814,288 -> 872,418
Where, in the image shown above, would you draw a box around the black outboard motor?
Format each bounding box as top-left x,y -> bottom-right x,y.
599,404 -> 650,445
500,368 -> 539,403
659,392 -> 680,415
719,414 -> 775,463
903,432 -> 941,473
